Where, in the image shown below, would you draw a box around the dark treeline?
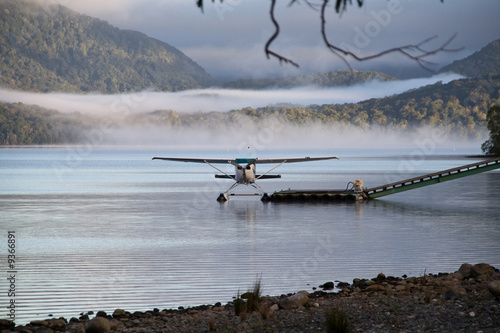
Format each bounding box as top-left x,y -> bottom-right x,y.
2,75 -> 499,145
223,70 -> 396,90
0,102 -> 93,145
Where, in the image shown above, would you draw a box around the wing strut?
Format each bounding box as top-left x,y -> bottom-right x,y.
256,160 -> 287,180
204,160 -> 236,181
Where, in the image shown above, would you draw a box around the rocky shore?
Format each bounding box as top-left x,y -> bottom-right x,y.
2,263 -> 499,333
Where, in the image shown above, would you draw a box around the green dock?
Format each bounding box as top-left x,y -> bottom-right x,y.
267,156 -> 500,202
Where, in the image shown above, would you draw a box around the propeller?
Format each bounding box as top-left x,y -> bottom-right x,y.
245,159 -> 257,170
229,161 -> 243,169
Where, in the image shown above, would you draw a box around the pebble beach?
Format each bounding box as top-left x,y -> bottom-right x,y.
2,263 -> 499,333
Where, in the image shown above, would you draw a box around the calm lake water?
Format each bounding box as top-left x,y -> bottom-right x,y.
1,146 -> 499,325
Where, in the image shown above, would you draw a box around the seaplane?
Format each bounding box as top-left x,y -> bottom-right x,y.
152,154 -> 339,201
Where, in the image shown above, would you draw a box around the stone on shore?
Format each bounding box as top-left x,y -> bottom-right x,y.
279,291 -> 309,310
458,263 -> 473,278
112,309 -> 127,318
319,281 -> 334,290
0,319 -> 15,330
471,263 -> 494,277
85,317 -> 110,333
487,280 -> 500,297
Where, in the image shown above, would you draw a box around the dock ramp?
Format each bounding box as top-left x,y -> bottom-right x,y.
364,157 -> 500,199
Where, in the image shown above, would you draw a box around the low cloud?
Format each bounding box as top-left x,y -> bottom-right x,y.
0,73 -> 463,115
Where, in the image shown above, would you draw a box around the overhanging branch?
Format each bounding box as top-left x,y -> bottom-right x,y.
265,0 -> 299,67
319,0 -> 463,71
198,0 -> 462,70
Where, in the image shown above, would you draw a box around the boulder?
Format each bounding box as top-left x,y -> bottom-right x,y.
365,284 -> 386,292
48,318 -> 67,330
375,273 -> 386,283
336,281 -> 350,289
67,323 -> 86,333
487,280 -> 500,297
442,289 -> 458,300
95,311 -> 108,318
319,281 -> 334,290
278,291 -> 309,310
112,309 -> 127,318
471,263 -> 494,277
85,317 -> 110,333
30,320 -> 49,327
395,284 -> 407,292
458,263 -> 473,278
0,319 -> 15,330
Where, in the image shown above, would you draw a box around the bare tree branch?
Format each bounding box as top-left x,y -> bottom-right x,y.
319,0 -> 463,71
197,0 -> 462,70
265,0 -> 299,67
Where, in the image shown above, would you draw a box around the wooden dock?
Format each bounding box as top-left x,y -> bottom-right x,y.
266,156 -> 500,202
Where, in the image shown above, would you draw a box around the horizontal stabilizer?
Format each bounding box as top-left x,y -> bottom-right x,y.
215,174 -> 234,179
215,174 -> 281,179
257,174 -> 281,179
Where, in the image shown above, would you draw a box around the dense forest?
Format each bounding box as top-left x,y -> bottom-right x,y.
0,0 -> 217,93
223,70 -> 396,89
0,102 -> 94,144
2,75 -> 499,145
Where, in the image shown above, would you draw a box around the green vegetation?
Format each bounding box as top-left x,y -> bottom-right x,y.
481,105 -> 500,155
325,307 -> 353,333
233,276 -> 263,318
0,0 -> 217,93
0,102 -> 94,145
223,70 -> 396,90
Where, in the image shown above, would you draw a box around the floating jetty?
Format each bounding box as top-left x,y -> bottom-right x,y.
264,189 -> 364,203
265,156 -> 500,203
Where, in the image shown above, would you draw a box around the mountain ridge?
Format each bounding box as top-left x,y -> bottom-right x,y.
440,38 -> 500,77
0,0 -> 217,93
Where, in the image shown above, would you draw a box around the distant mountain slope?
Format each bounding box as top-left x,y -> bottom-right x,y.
440,39 -> 500,77
223,70 -> 396,89
0,0 -> 217,93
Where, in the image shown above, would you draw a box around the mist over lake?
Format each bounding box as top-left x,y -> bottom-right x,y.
0,73 -> 462,114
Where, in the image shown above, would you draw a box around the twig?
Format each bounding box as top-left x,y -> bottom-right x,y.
265,0 -> 300,67
319,0 -> 464,71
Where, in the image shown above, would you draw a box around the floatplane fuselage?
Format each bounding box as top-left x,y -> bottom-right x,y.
152,155 -> 339,201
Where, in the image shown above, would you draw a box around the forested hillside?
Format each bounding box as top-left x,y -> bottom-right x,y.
0,102 -> 93,144
0,0 -> 217,93
223,70 -> 395,89
3,75 -> 499,145
440,39 -> 500,77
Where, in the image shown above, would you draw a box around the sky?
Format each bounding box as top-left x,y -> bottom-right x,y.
43,0 -> 500,81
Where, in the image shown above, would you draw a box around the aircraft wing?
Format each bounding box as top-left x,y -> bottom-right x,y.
152,157 -> 235,164
152,156 -> 338,164
253,156 -> 338,164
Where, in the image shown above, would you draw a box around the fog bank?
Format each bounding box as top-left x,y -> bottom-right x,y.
0,73 -> 462,114
89,121 -> 486,154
